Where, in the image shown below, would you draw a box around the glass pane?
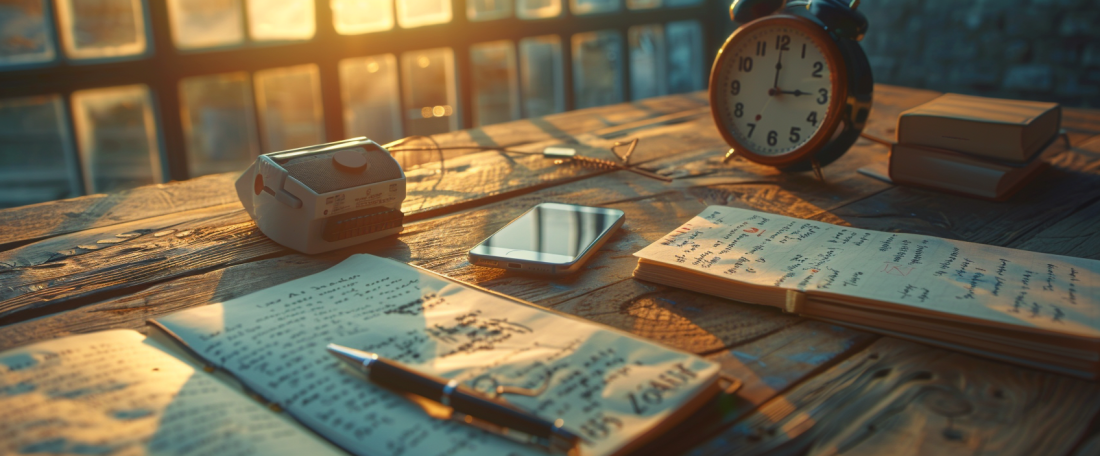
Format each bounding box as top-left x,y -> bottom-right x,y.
180,72 -> 259,177
254,64 -> 325,152
396,0 -> 451,28
664,0 -> 700,7
467,0 -> 509,21
331,0 -> 393,35
470,40 -> 519,127
400,48 -> 458,136
0,95 -> 79,207
666,20 -> 705,94
56,0 -> 148,59
167,0 -> 244,50
71,85 -> 162,194
247,0 -> 315,41
340,54 -> 403,144
628,24 -> 666,101
516,0 -> 559,19
569,0 -> 617,15
0,0 -> 56,66
572,30 -> 623,109
518,35 -> 563,118
625,0 -> 658,10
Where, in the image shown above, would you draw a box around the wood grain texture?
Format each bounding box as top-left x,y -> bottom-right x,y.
0,173 -> 240,250
686,337 -> 1100,456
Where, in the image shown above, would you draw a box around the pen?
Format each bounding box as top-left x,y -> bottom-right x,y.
326,343 -> 582,454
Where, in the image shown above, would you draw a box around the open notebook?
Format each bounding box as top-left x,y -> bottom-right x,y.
633,206 -> 1100,379
2,255 -> 721,456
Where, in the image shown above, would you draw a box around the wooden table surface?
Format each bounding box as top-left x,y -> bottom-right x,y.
3,85 -> 1100,456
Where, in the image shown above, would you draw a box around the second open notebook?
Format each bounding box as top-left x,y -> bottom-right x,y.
633,206 -> 1100,379
151,254 -> 720,456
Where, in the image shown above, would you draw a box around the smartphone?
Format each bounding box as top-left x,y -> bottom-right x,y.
468,202 -> 625,275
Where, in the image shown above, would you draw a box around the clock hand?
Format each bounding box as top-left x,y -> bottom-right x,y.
772,46 -> 784,92
779,89 -> 810,96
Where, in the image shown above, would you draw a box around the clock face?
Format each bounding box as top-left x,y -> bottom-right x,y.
711,16 -> 844,163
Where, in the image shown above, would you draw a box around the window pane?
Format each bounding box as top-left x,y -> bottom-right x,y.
254,64 -> 324,151
569,0 -> 617,15
180,72 -> 259,177
247,0 -> 315,41
467,0 -> 509,21
56,0 -> 148,59
332,0 -> 393,34
628,24 -> 666,100
0,0 -> 56,66
470,40 -> 519,127
666,20 -> 705,93
400,48 -> 458,136
516,0 -> 559,19
625,0 -> 658,10
396,0 -> 451,28
340,54 -> 403,144
518,35 -> 563,118
0,95 -> 79,207
72,85 -> 162,193
167,0 -> 244,50
664,0 -> 701,7
572,30 -> 623,109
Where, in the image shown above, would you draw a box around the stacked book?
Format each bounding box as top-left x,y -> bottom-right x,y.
888,93 -> 1062,200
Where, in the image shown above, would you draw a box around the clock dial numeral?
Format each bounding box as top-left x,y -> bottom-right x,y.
720,25 -> 832,157
775,34 -> 790,51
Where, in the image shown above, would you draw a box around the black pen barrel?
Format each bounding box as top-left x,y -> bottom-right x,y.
368,358 -> 449,401
449,388 -> 554,437
367,358 -> 556,439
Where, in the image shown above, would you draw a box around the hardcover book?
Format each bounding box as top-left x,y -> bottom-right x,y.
896,93 -> 1060,162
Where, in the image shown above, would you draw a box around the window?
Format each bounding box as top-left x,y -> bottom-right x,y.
0,0 -> 715,206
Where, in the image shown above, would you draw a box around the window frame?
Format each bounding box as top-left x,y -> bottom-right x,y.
0,0 -> 723,185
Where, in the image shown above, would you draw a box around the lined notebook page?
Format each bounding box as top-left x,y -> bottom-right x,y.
0,330 -> 343,456
635,206 -> 1100,339
153,255 -> 718,456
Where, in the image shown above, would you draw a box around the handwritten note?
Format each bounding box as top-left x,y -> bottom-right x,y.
635,206 -> 1100,339
0,330 -> 343,456
153,255 -> 719,456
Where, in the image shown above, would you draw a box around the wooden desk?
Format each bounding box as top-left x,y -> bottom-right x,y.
3,85 -> 1100,455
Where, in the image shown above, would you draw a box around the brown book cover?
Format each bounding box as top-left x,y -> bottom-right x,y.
887,142 -> 1051,201
897,93 -> 1060,162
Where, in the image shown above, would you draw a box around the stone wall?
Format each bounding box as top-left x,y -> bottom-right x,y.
858,0 -> 1100,107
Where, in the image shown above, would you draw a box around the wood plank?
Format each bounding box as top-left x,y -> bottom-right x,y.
0,173 -> 240,250
640,321 -> 878,455
0,93 -> 709,250
812,144 -> 1100,254
685,337 -> 1100,456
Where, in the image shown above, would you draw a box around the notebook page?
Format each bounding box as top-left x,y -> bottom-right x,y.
0,330 -> 344,456
635,206 -> 1100,339
153,254 -> 719,456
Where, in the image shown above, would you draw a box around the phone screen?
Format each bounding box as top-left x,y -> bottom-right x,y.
472,203 -> 623,261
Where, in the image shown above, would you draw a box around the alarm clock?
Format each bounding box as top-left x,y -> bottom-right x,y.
710,0 -> 873,175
